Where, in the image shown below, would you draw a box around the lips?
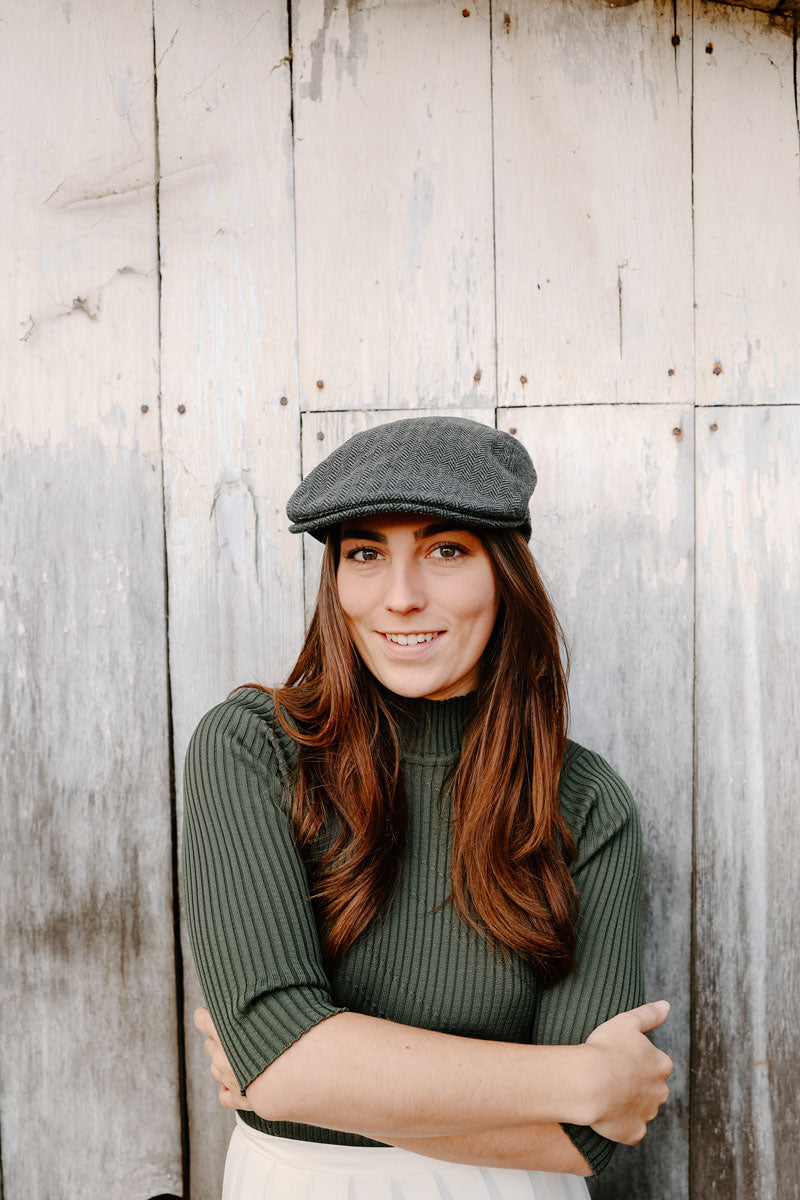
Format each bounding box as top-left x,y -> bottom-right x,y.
382,631 -> 440,646
378,631 -> 444,649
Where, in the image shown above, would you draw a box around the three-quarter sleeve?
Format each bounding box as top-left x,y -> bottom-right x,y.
181,689 -> 347,1093
532,744 -> 645,1177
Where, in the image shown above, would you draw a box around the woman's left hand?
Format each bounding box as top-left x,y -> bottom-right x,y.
194,1007 -> 255,1112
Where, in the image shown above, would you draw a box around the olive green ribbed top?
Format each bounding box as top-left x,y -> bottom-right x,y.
182,686 -> 643,1177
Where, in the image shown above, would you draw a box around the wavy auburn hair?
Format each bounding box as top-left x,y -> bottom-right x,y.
261,527 -> 578,983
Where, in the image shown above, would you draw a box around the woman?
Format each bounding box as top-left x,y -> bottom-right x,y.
183,415 -> 672,1200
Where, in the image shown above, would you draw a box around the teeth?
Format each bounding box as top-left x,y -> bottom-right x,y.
385,632 -> 437,646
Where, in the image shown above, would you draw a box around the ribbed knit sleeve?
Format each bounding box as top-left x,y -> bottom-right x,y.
181,689 -> 347,1093
533,744 -> 645,1177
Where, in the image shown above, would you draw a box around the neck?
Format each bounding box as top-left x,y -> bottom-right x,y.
381,688 -> 474,758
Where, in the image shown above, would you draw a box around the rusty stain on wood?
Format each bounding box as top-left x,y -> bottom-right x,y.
708,0 -> 800,15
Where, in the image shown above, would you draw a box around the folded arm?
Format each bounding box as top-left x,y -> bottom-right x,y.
185,699 -> 671,1176
198,1000 -> 670,1159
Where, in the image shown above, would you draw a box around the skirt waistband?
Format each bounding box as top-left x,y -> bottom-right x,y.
233,1115 -> 473,1177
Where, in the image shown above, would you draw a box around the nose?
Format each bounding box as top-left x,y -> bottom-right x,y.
383,559 -> 426,614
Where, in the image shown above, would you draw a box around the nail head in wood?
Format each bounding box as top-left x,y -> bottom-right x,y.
177,404 -> 186,414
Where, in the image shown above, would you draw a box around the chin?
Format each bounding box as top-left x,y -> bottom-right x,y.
378,674 -> 438,699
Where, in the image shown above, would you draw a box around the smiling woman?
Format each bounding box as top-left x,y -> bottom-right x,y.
182,415 -> 673,1200
337,515 -> 499,701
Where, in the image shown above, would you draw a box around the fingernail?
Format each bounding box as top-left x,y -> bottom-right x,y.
657,1000 -> 670,1014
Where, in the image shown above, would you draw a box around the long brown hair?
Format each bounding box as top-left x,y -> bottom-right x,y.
262,527 -> 578,983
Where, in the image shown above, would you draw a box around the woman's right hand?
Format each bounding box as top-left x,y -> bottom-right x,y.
582,1000 -> 674,1145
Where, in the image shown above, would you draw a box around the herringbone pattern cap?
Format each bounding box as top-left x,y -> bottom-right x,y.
287,416 -> 536,542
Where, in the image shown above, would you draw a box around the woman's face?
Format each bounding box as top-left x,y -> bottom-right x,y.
336,513 -> 499,701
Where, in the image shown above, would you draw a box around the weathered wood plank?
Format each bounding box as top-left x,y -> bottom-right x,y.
694,4 -> 800,404
498,405 -> 694,1199
291,0 -> 496,411
299,408 -> 496,611
153,1 -> 303,1194
693,407 -> 800,1200
492,0 -> 694,407
0,2 -> 181,1196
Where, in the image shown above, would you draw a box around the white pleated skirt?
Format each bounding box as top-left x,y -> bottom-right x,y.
223,1116 -> 591,1200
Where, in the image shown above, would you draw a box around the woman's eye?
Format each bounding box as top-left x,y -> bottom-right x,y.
345,546 -> 382,562
429,543 -> 466,560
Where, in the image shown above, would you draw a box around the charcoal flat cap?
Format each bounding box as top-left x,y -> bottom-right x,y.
287,415 -> 536,542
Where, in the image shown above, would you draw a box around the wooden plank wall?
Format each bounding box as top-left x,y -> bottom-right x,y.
0,3 -> 182,1197
2,1 -> 798,1198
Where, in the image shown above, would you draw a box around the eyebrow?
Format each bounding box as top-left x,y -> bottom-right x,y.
339,522 -> 471,544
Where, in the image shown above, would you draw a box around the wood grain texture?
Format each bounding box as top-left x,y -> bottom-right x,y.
153,1 -> 304,1192
693,407 -> 800,1200
0,1 -> 181,1196
492,0 -> 694,407
498,406 -> 694,1199
291,0 -> 496,411
299,408 -> 496,612
694,4 -> 800,405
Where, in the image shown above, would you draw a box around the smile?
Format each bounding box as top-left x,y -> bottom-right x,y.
380,631 -> 443,646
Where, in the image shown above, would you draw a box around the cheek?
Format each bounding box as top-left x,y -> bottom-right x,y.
336,569 -> 369,628
448,568 -> 498,638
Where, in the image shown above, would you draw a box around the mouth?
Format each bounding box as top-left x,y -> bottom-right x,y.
378,631 -> 444,648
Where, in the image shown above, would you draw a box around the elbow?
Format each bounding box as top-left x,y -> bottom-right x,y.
246,1011 -> 349,1124
244,1049 -> 322,1125
245,1072 -> 305,1124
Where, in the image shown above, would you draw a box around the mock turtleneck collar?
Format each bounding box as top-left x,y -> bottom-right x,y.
385,690 -> 474,759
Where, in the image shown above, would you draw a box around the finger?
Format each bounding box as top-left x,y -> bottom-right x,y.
203,1036 -> 215,1060
194,1006 -> 212,1034
631,1122 -> 648,1145
213,1057 -> 238,1088
622,1000 -> 671,1034
659,1051 -> 675,1078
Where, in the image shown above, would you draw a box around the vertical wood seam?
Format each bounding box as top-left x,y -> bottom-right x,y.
793,17 -> 799,196
488,0 -> 499,410
689,1 -> 698,1193
286,0 -> 301,420
287,0 -> 309,632
152,4 -> 191,1192
0,1089 -> 5,1200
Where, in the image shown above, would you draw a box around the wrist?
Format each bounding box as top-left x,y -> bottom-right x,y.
524,1044 -> 600,1126
569,1044 -> 604,1126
